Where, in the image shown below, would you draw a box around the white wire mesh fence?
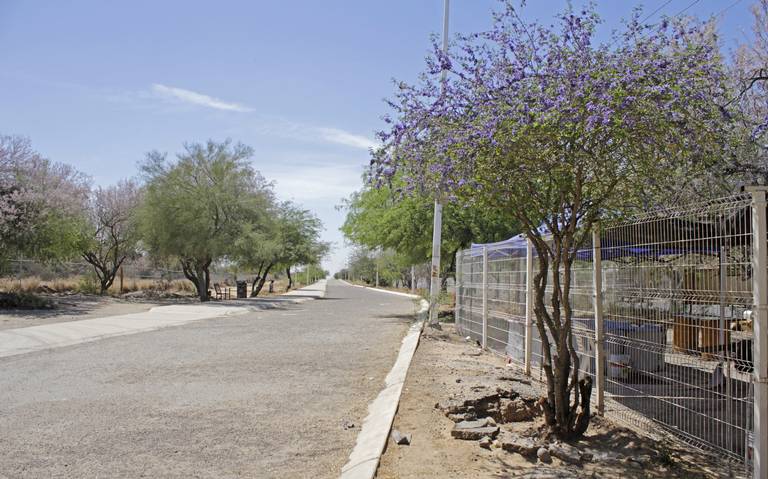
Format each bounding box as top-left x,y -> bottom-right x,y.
455,192 -> 761,476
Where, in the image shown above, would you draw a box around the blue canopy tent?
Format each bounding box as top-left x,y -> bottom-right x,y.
469,206 -> 751,261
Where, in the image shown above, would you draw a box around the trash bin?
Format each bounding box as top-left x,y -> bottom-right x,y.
236,280 -> 248,299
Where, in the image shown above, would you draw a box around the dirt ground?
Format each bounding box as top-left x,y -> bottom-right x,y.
0,278 -> 312,331
377,324 -> 737,479
0,295 -> 164,330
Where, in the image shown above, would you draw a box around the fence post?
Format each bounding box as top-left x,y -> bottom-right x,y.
592,227 -> 605,415
455,251 -> 462,333
482,246 -> 488,350
749,186 -> 768,479
524,238 -> 534,376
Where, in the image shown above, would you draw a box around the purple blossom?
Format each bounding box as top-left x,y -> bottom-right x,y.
370,0 -> 729,198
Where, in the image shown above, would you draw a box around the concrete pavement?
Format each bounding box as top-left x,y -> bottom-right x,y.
0,279 -> 417,478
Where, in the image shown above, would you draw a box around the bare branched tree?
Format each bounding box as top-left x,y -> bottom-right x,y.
82,180 -> 141,294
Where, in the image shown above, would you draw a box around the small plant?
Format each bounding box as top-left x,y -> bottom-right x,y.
0,292 -> 55,309
76,274 -> 100,295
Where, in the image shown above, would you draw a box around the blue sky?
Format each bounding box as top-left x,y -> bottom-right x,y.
0,0 -> 756,273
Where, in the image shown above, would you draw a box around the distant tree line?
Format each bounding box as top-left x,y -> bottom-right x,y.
0,137 -> 329,301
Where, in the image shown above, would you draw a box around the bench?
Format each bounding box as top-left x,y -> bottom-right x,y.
213,283 -> 231,300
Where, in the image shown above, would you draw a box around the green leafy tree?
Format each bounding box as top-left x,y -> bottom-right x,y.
278,202 -> 329,290
0,134 -> 90,262
138,140 -> 273,301
231,221 -> 282,296
231,201 -> 328,296
344,246 -> 377,284
341,175 -> 517,281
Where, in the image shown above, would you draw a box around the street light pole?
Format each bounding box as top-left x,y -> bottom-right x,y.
428,0 -> 450,326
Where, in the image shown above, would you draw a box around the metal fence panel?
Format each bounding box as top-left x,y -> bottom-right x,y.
454,193 -> 757,476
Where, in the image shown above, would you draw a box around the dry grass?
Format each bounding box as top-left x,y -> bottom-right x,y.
0,275 -> 196,295
0,274 -> 302,298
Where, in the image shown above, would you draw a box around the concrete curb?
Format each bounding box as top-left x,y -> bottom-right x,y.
0,280 -> 328,360
339,288 -> 429,479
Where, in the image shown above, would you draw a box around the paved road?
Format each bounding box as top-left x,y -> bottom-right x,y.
0,279 -> 416,478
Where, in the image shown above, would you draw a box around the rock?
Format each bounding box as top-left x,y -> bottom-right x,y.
451,418 -> 499,440
439,391 -> 503,422
451,426 -> 499,440
122,290 -> 146,298
455,378 -> 462,383
537,447 -> 552,463
479,436 -> 493,449
590,451 -> 622,463
448,413 -> 475,422
391,429 -> 411,445
342,421 -> 355,430
439,401 -> 464,414
549,443 -> 583,464
500,398 -> 538,422
499,434 -> 540,457
455,418 -> 494,429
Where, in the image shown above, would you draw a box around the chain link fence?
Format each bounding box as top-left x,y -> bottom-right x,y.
455,192 -> 761,477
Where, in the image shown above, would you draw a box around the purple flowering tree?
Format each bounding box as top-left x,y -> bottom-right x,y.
0,135 -> 90,261
374,2 -> 731,439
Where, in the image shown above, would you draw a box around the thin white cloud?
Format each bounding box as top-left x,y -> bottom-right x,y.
229,120 -> 378,151
261,163 -> 363,201
151,83 -> 253,112
316,127 -> 378,150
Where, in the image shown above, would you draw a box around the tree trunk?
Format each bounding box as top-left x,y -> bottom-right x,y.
82,252 -> 125,296
529,232 -> 592,440
252,264 -> 273,296
196,267 -> 209,302
441,247 -> 459,290
180,257 -> 210,302
286,267 -> 293,290
250,262 -> 265,296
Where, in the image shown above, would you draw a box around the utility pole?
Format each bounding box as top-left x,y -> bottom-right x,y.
428,0 -> 450,326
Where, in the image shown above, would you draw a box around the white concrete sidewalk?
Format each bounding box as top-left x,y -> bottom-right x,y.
0,304 -> 249,359
0,280 -> 328,359
282,279 -> 327,298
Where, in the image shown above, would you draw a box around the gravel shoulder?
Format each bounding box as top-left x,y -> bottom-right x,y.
377,324 -> 733,479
